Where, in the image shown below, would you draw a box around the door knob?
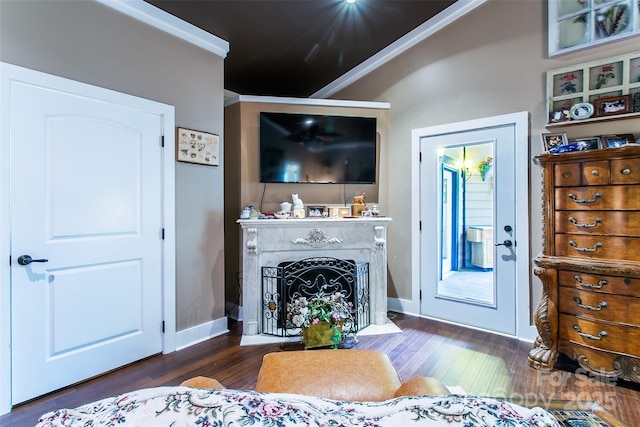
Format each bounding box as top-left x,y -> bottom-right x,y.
17,255 -> 49,266
495,240 -> 513,248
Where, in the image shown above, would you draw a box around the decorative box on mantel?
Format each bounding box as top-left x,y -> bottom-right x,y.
237,217 -> 392,337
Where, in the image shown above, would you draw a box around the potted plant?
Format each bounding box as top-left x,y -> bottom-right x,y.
287,291 -> 355,349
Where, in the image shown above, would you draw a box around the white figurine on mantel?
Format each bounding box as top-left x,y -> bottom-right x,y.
292,193 -> 305,218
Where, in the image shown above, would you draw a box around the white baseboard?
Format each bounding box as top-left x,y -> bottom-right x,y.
225,301 -> 243,321
387,296 -> 419,316
175,317 -> 229,351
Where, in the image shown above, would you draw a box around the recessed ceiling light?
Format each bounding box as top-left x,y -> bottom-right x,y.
346,0 -> 356,3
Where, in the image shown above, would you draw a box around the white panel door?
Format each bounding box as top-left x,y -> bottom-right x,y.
10,77 -> 164,404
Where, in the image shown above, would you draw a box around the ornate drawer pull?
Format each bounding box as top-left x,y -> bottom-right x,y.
563,172 -> 571,178
568,217 -> 602,228
572,296 -> 608,311
569,240 -> 602,252
621,168 -> 631,175
568,192 -> 602,203
573,325 -> 607,340
573,275 -> 608,289
590,170 -> 599,176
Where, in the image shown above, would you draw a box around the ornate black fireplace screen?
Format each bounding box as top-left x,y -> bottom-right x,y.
261,257 -> 369,337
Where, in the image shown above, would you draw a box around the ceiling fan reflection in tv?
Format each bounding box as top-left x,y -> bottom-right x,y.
259,111 -> 377,184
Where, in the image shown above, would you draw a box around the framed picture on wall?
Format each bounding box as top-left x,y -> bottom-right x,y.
176,127 -> 220,166
548,0 -> 640,56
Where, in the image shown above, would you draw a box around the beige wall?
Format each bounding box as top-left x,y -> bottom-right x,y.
223,99 -> 390,306
331,0 -> 640,305
0,0 -> 227,331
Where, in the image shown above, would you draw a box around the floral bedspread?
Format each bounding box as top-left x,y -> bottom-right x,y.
36,387 -> 560,426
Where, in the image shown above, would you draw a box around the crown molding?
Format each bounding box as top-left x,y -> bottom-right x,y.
96,0 -> 229,58
311,0 -> 487,99
224,94 -> 390,109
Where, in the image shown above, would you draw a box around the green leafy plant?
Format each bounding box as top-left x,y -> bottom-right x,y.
287,291 -> 354,347
287,291 -> 353,328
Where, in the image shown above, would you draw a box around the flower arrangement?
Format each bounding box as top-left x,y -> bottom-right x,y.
287,291 -> 354,348
478,156 -> 493,181
287,291 -> 353,328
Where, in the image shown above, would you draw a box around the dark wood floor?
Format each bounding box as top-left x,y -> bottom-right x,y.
2,312 -> 639,426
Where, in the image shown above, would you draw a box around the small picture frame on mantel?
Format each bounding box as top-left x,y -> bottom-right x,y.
337,207 -> 351,217
307,205 -> 326,218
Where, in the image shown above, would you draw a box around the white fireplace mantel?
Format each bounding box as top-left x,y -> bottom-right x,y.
237,217 -> 392,336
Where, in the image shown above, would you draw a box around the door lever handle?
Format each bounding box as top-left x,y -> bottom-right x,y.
494,240 -> 513,248
17,255 -> 49,266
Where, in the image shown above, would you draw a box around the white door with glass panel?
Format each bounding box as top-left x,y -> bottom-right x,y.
419,125 -> 516,335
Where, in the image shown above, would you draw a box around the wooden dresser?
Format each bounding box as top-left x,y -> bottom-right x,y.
528,145 -> 640,384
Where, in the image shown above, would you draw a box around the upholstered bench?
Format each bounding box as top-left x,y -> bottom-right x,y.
181,349 -> 448,401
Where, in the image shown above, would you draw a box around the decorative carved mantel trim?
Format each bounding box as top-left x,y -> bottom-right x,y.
291,228 -> 343,247
245,228 -> 257,253
374,226 -> 386,249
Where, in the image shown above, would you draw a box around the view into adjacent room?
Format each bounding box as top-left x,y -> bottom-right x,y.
438,143 -> 494,306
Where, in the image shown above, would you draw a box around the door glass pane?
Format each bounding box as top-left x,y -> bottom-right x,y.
436,142 -> 495,307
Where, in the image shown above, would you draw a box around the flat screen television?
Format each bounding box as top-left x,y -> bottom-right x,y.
259,112 -> 377,184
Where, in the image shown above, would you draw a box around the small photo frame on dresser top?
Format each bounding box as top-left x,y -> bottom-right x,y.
594,95 -> 632,117
601,134 -> 636,148
542,132 -> 568,152
572,137 -> 601,150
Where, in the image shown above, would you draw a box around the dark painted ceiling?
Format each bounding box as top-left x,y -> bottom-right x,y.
145,0 -> 456,97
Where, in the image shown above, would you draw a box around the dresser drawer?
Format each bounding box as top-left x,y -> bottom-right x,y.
555,234 -> 640,261
560,270 -> 640,297
611,157 -> 640,184
559,314 -> 640,354
554,163 -> 581,186
554,161 -> 609,186
555,211 -> 640,236
559,287 -> 640,324
555,186 -> 640,210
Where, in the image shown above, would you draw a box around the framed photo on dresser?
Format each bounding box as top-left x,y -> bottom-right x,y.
601,134 -> 635,148
542,132 -> 568,152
